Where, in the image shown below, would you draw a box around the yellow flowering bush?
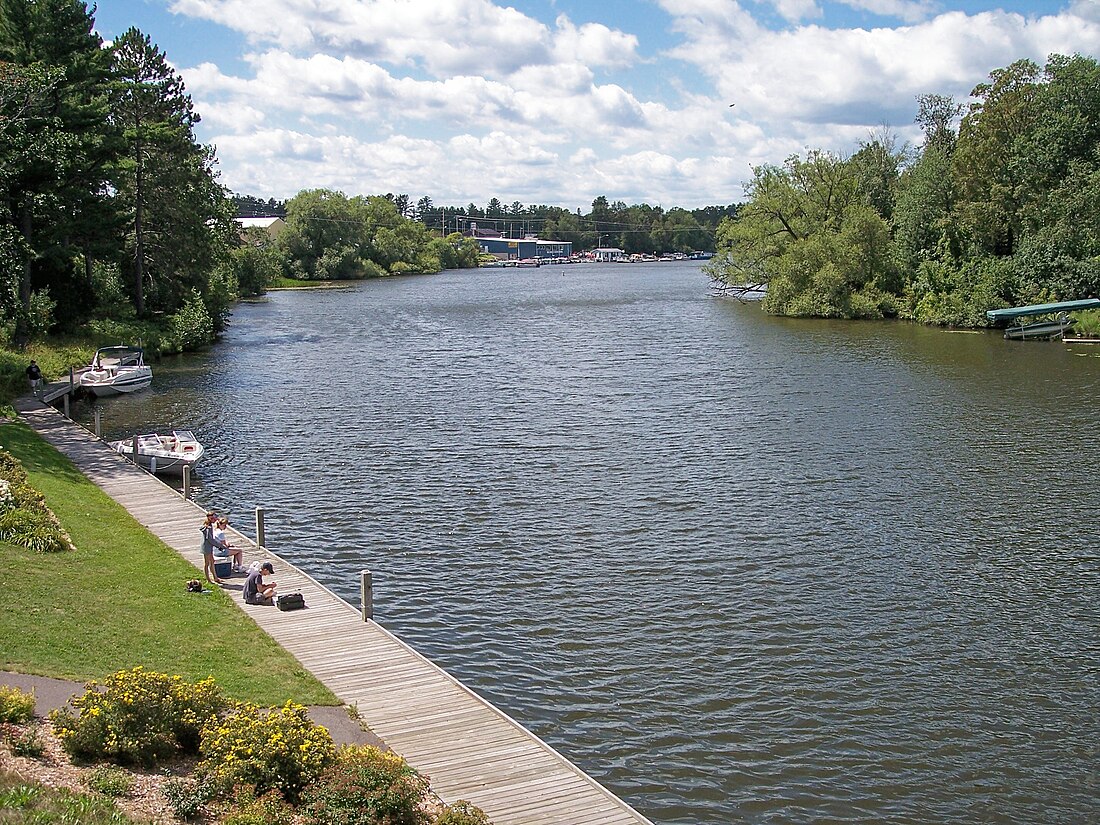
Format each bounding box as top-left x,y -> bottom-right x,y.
301,744 -> 431,825
49,667 -> 227,766
0,685 -> 36,723
197,700 -> 336,802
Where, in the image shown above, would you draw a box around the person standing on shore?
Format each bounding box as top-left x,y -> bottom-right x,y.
26,361 -> 42,397
200,511 -> 223,584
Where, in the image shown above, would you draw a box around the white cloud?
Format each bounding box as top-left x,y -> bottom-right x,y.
662,4 -> 1100,130
551,15 -> 640,68
171,0 -> 1100,208
171,0 -> 638,78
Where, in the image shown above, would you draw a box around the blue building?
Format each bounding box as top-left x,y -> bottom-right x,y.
472,225 -> 571,261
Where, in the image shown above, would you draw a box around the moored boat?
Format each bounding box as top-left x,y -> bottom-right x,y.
986,299 -> 1100,341
1004,314 -> 1074,340
79,346 -> 152,396
110,430 -> 204,476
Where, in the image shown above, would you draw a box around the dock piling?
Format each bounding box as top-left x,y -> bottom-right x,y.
361,570 -> 373,621
255,507 -> 265,549
94,408 -> 102,439
182,465 -> 191,499
132,435 -> 139,466
62,393 -> 69,419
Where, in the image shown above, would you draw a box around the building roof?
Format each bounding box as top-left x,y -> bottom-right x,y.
236,216 -> 284,229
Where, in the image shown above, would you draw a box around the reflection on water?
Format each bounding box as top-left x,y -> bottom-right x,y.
75,262 -> 1100,824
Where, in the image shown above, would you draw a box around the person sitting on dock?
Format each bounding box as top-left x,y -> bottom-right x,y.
213,516 -> 244,573
26,361 -> 42,397
243,562 -> 277,605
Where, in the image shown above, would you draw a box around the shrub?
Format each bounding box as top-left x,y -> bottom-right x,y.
0,448 -> 76,553
437,800 -> 493,825
162,776 -> 212,821
170,290 -> 215,350
197,701 -> 335,802
3,722 -> 45,758
0,686 -> 36,723
219,786 -> 297,825
85,765 -> 133,798
301,744 -> 430,825
50,668 -> 227,767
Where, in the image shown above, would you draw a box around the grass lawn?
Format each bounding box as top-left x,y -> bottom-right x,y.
0,418 -> 338,706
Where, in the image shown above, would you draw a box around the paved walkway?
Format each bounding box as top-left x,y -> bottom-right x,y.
13,398 -> 654,825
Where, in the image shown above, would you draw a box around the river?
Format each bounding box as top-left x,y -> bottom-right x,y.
78,261 -> 1100,824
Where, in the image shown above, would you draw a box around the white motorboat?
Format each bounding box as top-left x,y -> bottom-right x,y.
79,346 -> 152,396
110,430 -> 204,476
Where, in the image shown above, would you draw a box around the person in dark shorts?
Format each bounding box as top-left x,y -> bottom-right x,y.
26,361 -> 42,396
244,562 -> 277,605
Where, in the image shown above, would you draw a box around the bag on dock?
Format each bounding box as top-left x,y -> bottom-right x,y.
276,593 -> 305,611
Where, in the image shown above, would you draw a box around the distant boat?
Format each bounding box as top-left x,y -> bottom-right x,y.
109,431 -> 204,476
79,346 -> 152,396
986,298 -> 1100,341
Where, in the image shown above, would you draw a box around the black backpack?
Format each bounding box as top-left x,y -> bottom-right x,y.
276,593 -> 305,611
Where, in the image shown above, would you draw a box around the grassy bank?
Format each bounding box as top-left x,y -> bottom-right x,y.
0,418 -> 337,706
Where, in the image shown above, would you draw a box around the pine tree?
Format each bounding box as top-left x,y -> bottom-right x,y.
110,27 -> 232,317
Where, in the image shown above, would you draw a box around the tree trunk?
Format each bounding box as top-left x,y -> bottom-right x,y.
134,140 -> 145,316
14,203 -> 33,349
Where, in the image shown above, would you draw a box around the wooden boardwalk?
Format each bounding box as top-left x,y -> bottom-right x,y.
14,398 -> 654,825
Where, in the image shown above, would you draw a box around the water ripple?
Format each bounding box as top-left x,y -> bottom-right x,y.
81,262 -> 1100,825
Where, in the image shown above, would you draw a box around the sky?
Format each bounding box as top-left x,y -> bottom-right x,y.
91,0 -> 1100,211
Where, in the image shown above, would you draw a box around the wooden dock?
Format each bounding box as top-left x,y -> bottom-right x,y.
13,398 -> 654,825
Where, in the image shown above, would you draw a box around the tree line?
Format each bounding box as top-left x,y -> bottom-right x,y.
234,192 -> 736,257
0,1 -> 482,352
707,54 -> 1100,327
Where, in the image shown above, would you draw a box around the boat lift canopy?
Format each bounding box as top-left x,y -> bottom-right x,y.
986,298 -> 1100,323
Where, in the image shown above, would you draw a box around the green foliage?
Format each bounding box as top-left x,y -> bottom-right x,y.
26,290 -> 57,339
7,722 -> 45,758
231,236 -> 282,296
85,765 -> 133,798
169,290 -> 215,351
436,800 -> 493,825
714,53 -> 1100,327
302,745 -> 430,825
197,701 -> 336,802
162,776 -> 213,821
0,447 -> 75,552
219,786 -> 297,825
50,667 -> 228,767
1071,309 -> 1100,338
204,265 -> 239,333
905,256 -> 1015,326
0,770 -> 145,824
0,686 -> 36,723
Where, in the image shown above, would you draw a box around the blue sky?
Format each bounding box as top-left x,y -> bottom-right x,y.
91,0 -> 1100,209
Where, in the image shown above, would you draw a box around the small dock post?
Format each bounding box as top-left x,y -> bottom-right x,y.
255,507 -> 265,549
182,465 -> 191,499
62,393 -> 69,419
131,435 -> 139,466
360,570 -> 373,621
93,407 -> 102,439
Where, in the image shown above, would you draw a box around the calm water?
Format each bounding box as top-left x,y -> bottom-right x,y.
80,262 -> 1099,824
